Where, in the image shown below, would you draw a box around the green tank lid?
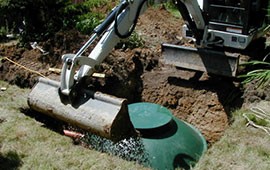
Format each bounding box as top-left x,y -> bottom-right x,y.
128,102 -> 207,170
128,102 -> 172,130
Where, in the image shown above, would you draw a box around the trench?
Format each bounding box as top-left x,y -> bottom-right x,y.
1,34 -> 258,170
0,7 -> 244,145
0,42 -> 244,144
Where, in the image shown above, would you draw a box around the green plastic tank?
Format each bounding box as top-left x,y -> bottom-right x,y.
128,102 -> 207,170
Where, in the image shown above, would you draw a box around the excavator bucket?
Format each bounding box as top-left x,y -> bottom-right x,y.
28,77 -> 136,142
162,43 -> 240,77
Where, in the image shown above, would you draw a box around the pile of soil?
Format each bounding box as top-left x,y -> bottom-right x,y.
0,7 -> 269,144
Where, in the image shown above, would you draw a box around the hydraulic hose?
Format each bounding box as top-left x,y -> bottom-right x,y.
114,0 -> 148,39
94,1 -> 129,35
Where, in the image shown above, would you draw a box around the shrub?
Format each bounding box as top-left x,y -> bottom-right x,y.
239,60 -> 270,88
0,27 -> 7,41
0,0 -> 108,42
75,13 -> 103,34
116,32 -> 145,50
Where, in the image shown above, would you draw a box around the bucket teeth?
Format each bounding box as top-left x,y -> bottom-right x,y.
28,77 -> 136,142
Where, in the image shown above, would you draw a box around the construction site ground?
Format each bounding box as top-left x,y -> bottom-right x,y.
0,7 -> 270,146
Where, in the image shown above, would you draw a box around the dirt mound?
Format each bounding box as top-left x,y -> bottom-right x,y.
0,29 -> 89,87
0,7 -> 268,144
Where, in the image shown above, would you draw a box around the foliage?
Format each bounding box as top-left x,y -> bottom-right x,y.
75,12 -> 103,34
61,2 -> 92,31
116,32 -> 145,50
0,26 -> 7,41
73,0 -> 107,34
239,60 -> 270,88
194,105 -> 270,170
127,32 -> 145,48
244,112 -> 269,127
0,0 -> 72,42
163,0 -> 176,9
0,0 -> 109,42
163,0 -> 181,18
82,0 -> 107,7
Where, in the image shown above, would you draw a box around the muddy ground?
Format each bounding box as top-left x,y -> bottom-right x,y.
0,7 -> 269,144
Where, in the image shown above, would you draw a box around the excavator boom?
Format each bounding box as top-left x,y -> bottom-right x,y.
28,0 -> 149,141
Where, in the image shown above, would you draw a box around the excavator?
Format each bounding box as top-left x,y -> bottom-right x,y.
28,0 -> 270,141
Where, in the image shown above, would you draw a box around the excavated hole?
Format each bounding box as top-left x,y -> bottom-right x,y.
1,7 -> 269,146
1,42 -> 243,145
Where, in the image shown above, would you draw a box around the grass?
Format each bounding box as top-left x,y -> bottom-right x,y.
0,81 -> 147,170
193,101 -> 270,170
163,1 -> 182,18
239,60 -> 270,88
1,80 -> 270,169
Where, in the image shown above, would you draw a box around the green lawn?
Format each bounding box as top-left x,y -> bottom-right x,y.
1,80 -> 270,170
194,101 -> 270,170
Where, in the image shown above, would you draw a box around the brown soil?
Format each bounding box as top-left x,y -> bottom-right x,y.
0,7 -> 269,144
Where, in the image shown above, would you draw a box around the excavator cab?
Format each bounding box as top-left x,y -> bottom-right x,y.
205,0 -> 269,33
162,0 -> 270,77
204,0 -> 270,48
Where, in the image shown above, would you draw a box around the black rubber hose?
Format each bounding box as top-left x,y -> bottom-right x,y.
114,0 -> 147,39
94,1 -> 129,35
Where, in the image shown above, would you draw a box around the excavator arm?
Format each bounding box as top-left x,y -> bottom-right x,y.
28,0 -> 160,141
60,0 -> 207,98
60,0 -> 148,97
